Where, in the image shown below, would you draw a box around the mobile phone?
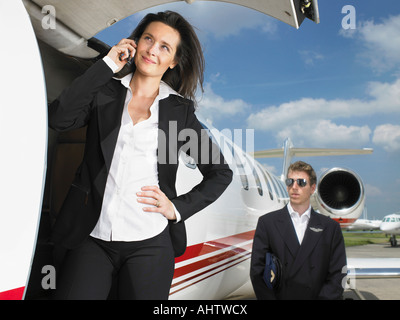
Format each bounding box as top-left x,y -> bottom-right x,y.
119,37 -> 138,63
119,51 -> 132,62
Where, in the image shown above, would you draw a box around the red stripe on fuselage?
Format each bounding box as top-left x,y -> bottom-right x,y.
334,218 -> 357,228
0,287 -> 24,300
174,230 -> 255,264
173,241 -> 252,279
171,230 -> 255,293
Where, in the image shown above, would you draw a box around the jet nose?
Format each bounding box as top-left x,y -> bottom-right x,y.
380,223 -> 391,232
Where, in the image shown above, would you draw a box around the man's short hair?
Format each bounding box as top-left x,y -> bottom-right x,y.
287,161 -> 317,186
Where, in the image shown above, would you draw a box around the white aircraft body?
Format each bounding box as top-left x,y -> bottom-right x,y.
380,213 -> 400,247
346,219 -> 381,231
0,0 -> 47,300
2,0 -> 397,300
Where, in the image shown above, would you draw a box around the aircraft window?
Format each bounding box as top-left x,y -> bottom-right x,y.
199,120 -> 210,131
277,179 -> 288,198
274,177 -> 288,200
271,175 -> 283,202
253,167 -> 263,196
265,170 -> 279,201
244,154 -> 263,196
226,141 -> 249,191
271,176 -> 282,198
236,155 -> 249,191
181,152 -> 197,169
199,121 -> 220,147
256,163 -> 274,200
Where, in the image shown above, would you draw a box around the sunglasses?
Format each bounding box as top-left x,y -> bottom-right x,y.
285,178 -> 308,187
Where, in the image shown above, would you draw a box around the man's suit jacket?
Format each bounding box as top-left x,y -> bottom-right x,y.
48,59 -> 232,256
250,206 -> 347,300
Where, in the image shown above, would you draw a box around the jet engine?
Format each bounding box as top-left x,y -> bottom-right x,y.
312,168 -> 365,223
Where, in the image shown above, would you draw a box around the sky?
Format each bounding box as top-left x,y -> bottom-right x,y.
96,1 -> 400,220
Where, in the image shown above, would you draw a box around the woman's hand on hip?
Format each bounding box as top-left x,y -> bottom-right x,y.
137,186 -> 177,221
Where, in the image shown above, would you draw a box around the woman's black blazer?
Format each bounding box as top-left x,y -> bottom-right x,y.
48,59 -> 233,256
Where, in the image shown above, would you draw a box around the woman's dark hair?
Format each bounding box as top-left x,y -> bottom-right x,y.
115,11 -> 204,105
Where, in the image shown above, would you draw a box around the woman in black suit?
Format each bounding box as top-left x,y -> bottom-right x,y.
49,11 -> 232,300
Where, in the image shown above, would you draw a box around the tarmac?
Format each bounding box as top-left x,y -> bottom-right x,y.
344,243 -> 400,300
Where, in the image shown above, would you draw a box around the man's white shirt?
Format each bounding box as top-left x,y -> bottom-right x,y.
287,203 -> 311,245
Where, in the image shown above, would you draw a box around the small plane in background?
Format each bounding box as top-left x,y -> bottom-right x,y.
345,208 -> 381,231
380,213 -> 400,247
3,0 -> 398,301
346,219 -> 381,231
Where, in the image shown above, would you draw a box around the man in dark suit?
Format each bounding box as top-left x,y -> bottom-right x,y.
250,161 -> 346,300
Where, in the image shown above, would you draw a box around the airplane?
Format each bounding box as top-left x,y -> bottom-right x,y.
346,219 -> 381,231
251,138 -> 372,229
345,208 -> 381,231
1,0 -> 396,301
380,213 -> 400,247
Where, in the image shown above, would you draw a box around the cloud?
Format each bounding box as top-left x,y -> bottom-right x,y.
365,184 -> 383,198
340,14 -> 400,73
196,83 -> 250,122
372,124 -> 400,152
186,2 -> 277,39
298,50 -> 324,66
276,120 -> 371,148
132,1 -> 278,40
367,80 -> 400,110
260,163 -> 278,175
246,78 -> 400,147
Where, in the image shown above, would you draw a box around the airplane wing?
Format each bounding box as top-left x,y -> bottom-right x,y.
250,138 -> 373,179
252,147 -> 374,158
347,258 -> 400,279
23,0 -> 319,59
345,258 -> 400,300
